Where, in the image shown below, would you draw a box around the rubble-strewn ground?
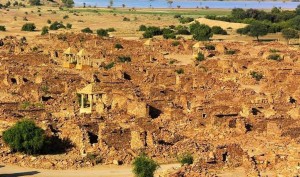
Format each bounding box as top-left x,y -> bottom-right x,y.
1,6 -> 300,177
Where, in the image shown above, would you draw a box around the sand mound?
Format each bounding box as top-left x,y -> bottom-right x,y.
196,18 -> 247,30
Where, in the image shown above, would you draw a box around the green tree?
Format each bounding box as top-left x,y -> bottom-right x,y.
247,22 -> 268,41
296,4 -> 300,15
190,22 -> 212,41
132,154 -> 159,177
231,8 -> 247,19
62,0 -> 74,8
21,23 -> 36,31
290,16 -> 300,30
3,120 -> 46,154
281,28 -> 299,44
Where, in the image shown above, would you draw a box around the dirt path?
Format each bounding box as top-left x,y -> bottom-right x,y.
0,163 -> 181,177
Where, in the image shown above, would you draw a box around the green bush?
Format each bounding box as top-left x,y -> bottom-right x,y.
267,54 -> 281,61
196,52 -> 205,61
177,153 -> 193,165
172,41 -> 180,46
106,27 -> 116,32
21,23 -> 36,31
3,120 -> 46,154
104,62 -> 114,70
139,25 -> 147,31
81,27 -> 93,33
174,14 -> 182,19
142,26 -> 162,38
190,22 -> 213,41
0,25 -> 6,31
66,23 -> 72,29
118,56 -> 131,63
175,68 -> 184,74
163,33 -> 176,39
41,26 -> 49,35
225,50 -> 236,55
250,71 -> 263,81
269,49 -> 280,53
211,26 -> 227,35
97,29 -> 108,37
132,154 -> 159,177
115,43 -> 123,49
179,17 -> 194,24
123,17 -> 130,21
29,0 -> 40,5
63,15 -> 69,19
62,0 -> 74,8
49,21 -> 65,30
205,44 -> 215,50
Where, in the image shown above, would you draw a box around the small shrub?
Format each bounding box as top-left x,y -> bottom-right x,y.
132,154 -> 160,177
175,68 -> 184,74
205,44 -> 215,50
104,62 -> 114,70
118,56 -> 131,63
97,29 -> 108,37
20,101 -> 31,109
179,17 -> 194,24
63,15 -> 69,19
139,25 -> 147,31
269,49 -> 280,53
57,33 -> 67,41
3,120 -> 46,155
172,41 -> 180,46
47,19 -> 51,24
106,27 -> 116,32
267,54 -> 281,61
66,23 -> 72,29
0,25 -> 6,31
81,27 -> 93,33
115,43 -> 123,49
211,26 -> 227,35
196,52 -> 205,61
174,14 -> 182,18
163,33 -> 176,39
49,21 -> 65,30
177,153 -> 193,165
250,71 -> 263,81
21,23 -> 36,31
41,26 -> 49,35
86,153 -> 102,165
225,50 -> 236,55
169,59 -> 176,64
123,17 -> 130,21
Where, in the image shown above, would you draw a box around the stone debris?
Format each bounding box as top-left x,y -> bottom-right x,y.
0,34 -> 300,175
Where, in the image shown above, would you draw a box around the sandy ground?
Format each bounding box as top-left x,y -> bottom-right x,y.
196,17 -> 247,30
0,163 -> 181,177
0,6 -> 288,42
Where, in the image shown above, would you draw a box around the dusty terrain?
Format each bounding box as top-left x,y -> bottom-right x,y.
1,5 -> 300,177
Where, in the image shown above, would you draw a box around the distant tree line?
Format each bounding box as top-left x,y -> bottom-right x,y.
206,6 -> 300,34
